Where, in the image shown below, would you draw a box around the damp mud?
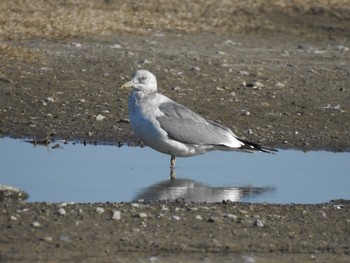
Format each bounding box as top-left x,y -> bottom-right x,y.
1,32 -> 350,151
1,199 -> 349,263
0,1 -> 350,262
1,2 -> 350,151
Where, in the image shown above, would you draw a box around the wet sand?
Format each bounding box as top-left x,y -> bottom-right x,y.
0,1 -> 350,262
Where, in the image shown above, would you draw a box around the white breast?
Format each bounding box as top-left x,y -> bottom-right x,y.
128,92 -> 199,157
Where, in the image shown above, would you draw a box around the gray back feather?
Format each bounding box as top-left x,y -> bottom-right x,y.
157,101 -> 235,145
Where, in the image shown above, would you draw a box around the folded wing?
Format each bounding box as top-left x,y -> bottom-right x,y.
156,101 -> 243,148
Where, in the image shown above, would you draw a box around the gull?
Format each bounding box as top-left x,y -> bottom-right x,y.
121,70 -> 277,179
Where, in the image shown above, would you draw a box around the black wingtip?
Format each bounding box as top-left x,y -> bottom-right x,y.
239,139 -> 278,154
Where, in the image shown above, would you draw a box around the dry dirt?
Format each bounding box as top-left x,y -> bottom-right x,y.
0,1 -> 350,262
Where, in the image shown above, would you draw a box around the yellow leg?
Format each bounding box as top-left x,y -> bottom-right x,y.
170,155 -> 176,179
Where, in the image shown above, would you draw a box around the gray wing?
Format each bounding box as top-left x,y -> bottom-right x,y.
156,101 -> 235,145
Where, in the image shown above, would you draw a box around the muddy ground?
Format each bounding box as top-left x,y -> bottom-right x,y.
1,33 -> 350,151
0,1 -> 350,262
1,199 -> 349,262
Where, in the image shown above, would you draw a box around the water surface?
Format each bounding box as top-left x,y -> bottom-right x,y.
0,138 -> 348,204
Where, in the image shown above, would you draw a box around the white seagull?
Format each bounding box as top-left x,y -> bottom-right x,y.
121,70 -> 277,178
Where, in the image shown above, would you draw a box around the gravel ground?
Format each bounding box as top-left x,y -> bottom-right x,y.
0,1 -> 350,262
1,33 -> 349,151
1,198 -> 349,262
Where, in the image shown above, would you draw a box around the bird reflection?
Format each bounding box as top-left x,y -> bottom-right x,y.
135,178 -> 275,203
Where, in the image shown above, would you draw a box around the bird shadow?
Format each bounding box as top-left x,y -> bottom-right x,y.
134,178 -> 276,203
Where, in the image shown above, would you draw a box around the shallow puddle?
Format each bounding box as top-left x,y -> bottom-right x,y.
0,137 -> 348,204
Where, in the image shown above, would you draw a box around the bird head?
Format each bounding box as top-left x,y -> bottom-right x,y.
121,70 -> 157,94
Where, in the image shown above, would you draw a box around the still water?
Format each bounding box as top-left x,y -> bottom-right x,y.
0,137 -> 348,204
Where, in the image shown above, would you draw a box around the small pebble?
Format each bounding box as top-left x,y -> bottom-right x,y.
117,118 -> 130,123
216,87 -> 225,91
195,215 -> 203,220
57,207 -> 66,216
156,213 -> 164,219
252,81 -> 264,88
275,82 -> 285,88
172,215 -> 181,221
335,45 -> 349,52
137,213 -> 147,218
297,44 -> 313,52
42,236 -> 53,242
40,67 -> 53,71
110,44 -> 122,49
239,70 -> 250,75
140,59 -> 152,64
223,39 -> 237,45
243,81 -> 264,89
31,221 -> 41,228
281,50 -> 290,57
161,205 -> 169,211
254,219 -> 264,227
16,208 -> 29,213
319,211 -> 327,218
208,215 -> 222,223
71,42 -> 82,48
242,255 -> 256,263
149,256 -> 158,262
95,207 -> 105,214
131,203 -> 141,208
112,210 -> 121,220
95,114 -> 106,121
333,205 -> 344,209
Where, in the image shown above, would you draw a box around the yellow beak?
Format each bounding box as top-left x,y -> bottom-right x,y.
121,80 -> 133,89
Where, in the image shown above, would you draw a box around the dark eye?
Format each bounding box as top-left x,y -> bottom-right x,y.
140,76 -> 147,81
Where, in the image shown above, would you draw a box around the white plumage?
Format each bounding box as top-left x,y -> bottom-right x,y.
121,70 -> 276,178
